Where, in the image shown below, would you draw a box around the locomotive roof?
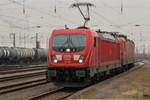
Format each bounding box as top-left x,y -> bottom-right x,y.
53,28 -> 91,33
96,30 -> 134,43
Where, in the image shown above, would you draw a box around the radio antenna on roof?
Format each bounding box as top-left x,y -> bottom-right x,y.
70,2 -> 95,27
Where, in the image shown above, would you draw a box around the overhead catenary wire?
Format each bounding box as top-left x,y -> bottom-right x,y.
98,0 -> 150,28
73,0 -> 127,31
0,13 -> 65,31
7,0 -> 79,25
116,13 -> 150,28
1,0 -> 140,34
0,5 -> 66,33
91,6 -> 149,34
88,0 -> 150,31
98,1 -> 121,15
3,0 -> 150,29
2,0 -> 132,31
91,9 -> 132,33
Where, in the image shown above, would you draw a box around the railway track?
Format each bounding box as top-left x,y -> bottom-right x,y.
0,64 -> 49,99
0,64 -> 47,71
0,70 -> 46,82
0,78 -> 47,95
0,66 -> 46,74
28,87 -> 78,100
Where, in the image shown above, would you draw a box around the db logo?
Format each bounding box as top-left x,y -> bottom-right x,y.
64,55 -> 71,60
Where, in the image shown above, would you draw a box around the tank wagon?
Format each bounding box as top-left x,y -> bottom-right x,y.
15,48 -> 35,63
0,47 -> 48,64
46,28 -> 135,87
0,47 -> 18,64
33,48 -> 48,62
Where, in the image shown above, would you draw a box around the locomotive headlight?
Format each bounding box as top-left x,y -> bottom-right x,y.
79,59 -> 83,63
78,55 -> 84,64
53,59 -> 58,63
74,55 -> 85,63
52,55 -> 62,63
52,55 -> 58,63
66,48 -> 70,52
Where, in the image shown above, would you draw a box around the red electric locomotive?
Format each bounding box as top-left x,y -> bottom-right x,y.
118,35 -> 135,67
46,28 -> 130,87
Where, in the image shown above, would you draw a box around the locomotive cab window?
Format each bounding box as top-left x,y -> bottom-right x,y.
52,34 -> 86,52
94,37 -> 96,47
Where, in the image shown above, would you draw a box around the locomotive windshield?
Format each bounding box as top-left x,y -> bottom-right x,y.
52,34 -> 86,52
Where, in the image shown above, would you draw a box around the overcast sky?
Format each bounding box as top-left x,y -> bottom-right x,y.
0,0 -> 150,53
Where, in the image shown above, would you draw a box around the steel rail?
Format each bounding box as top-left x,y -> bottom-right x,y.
0,71 -> 46,82
0,67 -> 46,74
28,87 -> 65,100
0,64 -> 47,71
0,78 -> 47,95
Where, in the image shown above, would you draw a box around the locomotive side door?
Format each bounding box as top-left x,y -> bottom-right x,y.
94,37 -> 99,67
98,37 -> 101,66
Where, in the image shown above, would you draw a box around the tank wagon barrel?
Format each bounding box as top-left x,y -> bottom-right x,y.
0,47 -> 48,64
